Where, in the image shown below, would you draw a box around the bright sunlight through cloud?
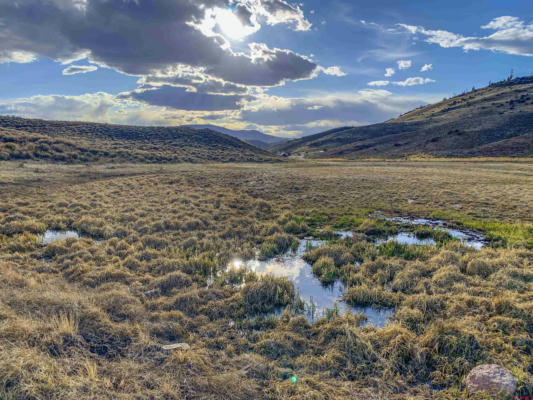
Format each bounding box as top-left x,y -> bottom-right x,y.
198,7 -> 258,41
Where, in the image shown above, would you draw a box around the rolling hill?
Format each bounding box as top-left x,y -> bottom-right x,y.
0,116 -> 279,163
273,76 -> 533,158
184,124 -> 285,149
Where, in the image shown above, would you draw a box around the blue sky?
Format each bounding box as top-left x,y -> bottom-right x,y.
0,0 -> 532,137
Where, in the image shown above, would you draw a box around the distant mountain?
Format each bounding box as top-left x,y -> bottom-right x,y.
185,124 -> 285,149
0,116 -> 279,163
273,75 -> 533,158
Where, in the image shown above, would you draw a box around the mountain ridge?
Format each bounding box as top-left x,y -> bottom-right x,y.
184,124 -> 285,149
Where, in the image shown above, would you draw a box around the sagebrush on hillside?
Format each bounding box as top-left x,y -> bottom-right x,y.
0,116 -> 279,163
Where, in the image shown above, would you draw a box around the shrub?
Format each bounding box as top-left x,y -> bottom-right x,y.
255,200 -> 272,215
181,255 -> 215,276
0,219 -> 46,235
242,276 -> 295,314
312,256 -> 336,285
284,220 -> 308,235
153,271 -> 192,295
395,307 -> 425,332
122,255 -> 141,271
142,235 -> 169,250
259,234 -> 298,260
344,285 -> 397,308
492,269 -> 528,292
358,219 -> 393,236
431,265 -> 467,289
430,250 -> 461,268
378,241 -> 427,260
421,322 -> 485,386
465,258 -> 494,277
391,267 -> 423,294
402,294 -> 445,321
304,245 -> 353,267
371,325 -> 428,379
255,331 -> 306,360
78,307 -> 133,358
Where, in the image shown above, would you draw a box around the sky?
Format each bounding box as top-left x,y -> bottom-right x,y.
0,0 -> 532,137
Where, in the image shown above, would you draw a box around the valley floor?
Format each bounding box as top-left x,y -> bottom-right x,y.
0,160 -> 531,399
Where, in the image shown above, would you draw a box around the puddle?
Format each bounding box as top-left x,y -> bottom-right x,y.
335,231 -> 354,239
378,233 -> 436,247
384,217 -> 486,249
353,306 -> 395,328
40,230 -> 79,244
228,238 -> 389,324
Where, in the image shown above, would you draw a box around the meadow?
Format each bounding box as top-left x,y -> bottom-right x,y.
0,160 -> 531,399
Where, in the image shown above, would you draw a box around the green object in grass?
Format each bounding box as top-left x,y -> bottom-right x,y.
291,376 -> 297,384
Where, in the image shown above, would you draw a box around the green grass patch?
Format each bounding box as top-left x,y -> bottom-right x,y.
430,210 -> 532,248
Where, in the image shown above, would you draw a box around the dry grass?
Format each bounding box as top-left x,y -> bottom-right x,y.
0,160 -> 531,399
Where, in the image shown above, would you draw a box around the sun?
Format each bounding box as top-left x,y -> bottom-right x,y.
214,8 -> 247,40
213,8 -> 253,40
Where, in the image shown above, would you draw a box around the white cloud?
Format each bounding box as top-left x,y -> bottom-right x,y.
397,60 -> 412,70
0,93 -> 119,122
62,65 -> 98,75
321,66 -> 347,77
393,77 -> 435,87
420,64 -> 433,72
385,68 -> 396,77
400,16 -> 533,57
481,16 -> 523,31
257,0 -> 312,31
0,92 -> 241,127
368,80 -> 390,87
0,51 -> 37,64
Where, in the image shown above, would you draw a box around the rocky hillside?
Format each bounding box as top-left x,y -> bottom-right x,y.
0,116 -> 279,163
273,76 -> 533,158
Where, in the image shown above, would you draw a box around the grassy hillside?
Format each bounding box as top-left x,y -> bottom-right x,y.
0,116 -> 278,163
273,76 -> 533,158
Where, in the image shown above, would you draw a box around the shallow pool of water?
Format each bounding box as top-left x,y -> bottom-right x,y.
385,217 -> 486,249
353,306 -> 395,328
40,230 -> 79,244
228,239 -> 390,325
378,233 -> 436,247
335,231 -> 354,239
228,239 -> 348,319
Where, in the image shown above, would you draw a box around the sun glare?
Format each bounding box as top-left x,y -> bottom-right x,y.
213,8 -> 251,40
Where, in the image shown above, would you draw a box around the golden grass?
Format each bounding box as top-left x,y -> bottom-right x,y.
0,160 -> 531,399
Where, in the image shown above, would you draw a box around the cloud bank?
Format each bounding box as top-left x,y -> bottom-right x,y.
0,0 -> 318,87
400,16 -> 533,57
0,88 -> 431,137
393,77 -> 435,87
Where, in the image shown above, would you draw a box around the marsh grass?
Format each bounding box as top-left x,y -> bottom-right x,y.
51,313 -> 79,337
0,160 -> 531,399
